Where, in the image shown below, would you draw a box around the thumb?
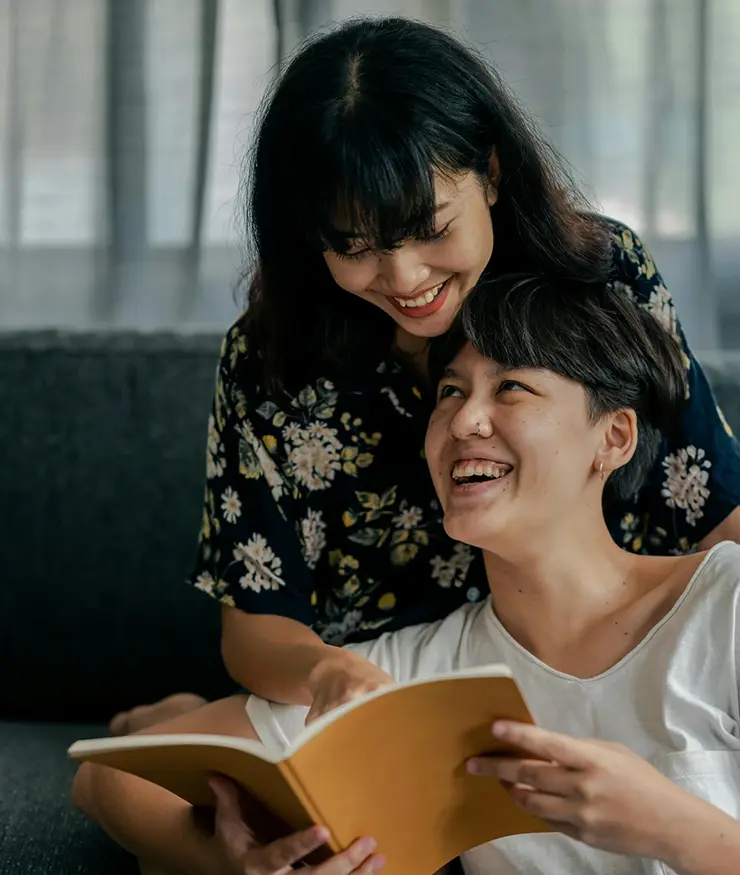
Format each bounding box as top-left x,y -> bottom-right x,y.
209,775 -> 258,857
209,775 -> 240,810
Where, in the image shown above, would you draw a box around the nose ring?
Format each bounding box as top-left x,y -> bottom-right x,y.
476,423 -> 482,437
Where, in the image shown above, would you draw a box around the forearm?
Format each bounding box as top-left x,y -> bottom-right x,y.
698,506 -> 740,550
72,763 -> 216,875
658,793 -> 740,875
220,608 -> 350,704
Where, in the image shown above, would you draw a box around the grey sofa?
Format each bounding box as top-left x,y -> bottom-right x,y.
1,331 -> 235,874
2,331 -> 740,874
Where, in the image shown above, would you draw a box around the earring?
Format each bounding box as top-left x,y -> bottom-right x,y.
598,462 -> 605,481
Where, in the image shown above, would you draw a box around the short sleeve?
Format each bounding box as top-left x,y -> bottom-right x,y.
188,327 -> 316,625
612,225 -> 740,545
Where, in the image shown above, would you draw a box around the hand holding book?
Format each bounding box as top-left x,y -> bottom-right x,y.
207,775 -> 385,875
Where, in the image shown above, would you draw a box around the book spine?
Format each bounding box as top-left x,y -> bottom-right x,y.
278,762 -> 341,853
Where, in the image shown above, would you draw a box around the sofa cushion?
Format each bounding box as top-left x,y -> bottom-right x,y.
0,720 -> 138,874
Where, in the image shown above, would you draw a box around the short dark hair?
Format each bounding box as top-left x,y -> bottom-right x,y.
241,17 -> 612,393
428,276 -> 687,503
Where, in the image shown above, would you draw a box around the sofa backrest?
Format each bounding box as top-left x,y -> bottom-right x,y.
2,333 -> 740,721
0,331 -> 234,720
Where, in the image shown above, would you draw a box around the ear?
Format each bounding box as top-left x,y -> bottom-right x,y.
486,148 -> 500,206
595,410 -> 637,480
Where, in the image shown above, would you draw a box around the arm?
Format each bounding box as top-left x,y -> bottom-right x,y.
221,606 -> 387,708
699,506 -> 740,549
193,328 -> 392,716
665,801 -> 740,875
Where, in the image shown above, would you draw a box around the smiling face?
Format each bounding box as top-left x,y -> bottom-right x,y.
425,343 -> 623,551
322,172 -> 496,341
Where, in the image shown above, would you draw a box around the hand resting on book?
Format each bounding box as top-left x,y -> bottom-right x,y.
306,649 -> 394,725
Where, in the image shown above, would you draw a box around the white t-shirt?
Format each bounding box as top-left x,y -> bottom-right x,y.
247,541 -> 740,874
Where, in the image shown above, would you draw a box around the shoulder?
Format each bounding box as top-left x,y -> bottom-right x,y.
683,542 -> 740,614
601,217 -> 659,284
598,216 -> 680,337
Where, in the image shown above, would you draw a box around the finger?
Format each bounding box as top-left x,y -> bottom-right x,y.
209,775 -> 244,821
312,837 -> 382,875
491,722 -> 591,769
468,757 -> 578,796
505,783 -> 582,826
209,776 -> 257,854
250,825 -> 332,872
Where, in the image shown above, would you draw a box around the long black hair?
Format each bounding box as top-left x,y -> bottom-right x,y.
242,17 -> 612,393
429,276 -> 687,503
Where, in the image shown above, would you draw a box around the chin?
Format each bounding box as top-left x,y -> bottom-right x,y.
443,514 -> 495,551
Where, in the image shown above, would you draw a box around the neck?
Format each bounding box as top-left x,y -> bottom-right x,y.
482,514 -> 640,642
393,327 -> 429,377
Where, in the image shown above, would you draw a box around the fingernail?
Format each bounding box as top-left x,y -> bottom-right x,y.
467,759 -> 482,775
370,854 -> 386,872
313,826 -> 330,842
357,837 -> 377,855
492,721 -> 509,737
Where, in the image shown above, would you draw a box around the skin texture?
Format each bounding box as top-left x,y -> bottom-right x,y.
323,169 -> 498,355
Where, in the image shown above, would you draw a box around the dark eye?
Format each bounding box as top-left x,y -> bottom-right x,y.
498,380 -> 528,393
438,383 -> 464,401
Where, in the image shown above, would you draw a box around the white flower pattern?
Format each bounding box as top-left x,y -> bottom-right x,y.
286,423 -> 342,491
393,504 -> 424,530
299,508 -> 327,570
430,543 -> 475,589
221,486 -> 242,524
661,445 -> 711,527
234,534 -> 285,592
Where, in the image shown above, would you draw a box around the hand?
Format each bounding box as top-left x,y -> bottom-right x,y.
467,721 -> 697,862
306,650 -> 394,725
209,776 -> 385,875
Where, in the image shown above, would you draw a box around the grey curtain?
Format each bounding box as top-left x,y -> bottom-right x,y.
1,0 -> 738,356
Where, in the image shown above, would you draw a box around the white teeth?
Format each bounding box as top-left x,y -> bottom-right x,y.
451,460 -> 513,482
395,280 -> 445,309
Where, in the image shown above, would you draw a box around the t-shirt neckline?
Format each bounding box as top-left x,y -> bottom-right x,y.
482,541 -> 735,685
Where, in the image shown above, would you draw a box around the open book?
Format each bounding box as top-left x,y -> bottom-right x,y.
69,665 -> 549,875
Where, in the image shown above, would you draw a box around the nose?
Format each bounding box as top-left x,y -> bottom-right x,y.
449,396 -> 493,441
375,245 -> 431,295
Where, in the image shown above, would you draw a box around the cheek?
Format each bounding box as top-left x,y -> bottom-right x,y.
323,256 -> 376,295
445,221 -> 493,275
424,419 -> 449,487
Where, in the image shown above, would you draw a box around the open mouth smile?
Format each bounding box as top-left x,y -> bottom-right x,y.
450,458 -> 513,491
388,277 -> 451,318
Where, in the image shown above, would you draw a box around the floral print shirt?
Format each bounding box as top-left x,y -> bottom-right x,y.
190,221 -> 740,644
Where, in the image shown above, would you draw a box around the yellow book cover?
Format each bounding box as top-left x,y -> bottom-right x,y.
68,665 -> 549,875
